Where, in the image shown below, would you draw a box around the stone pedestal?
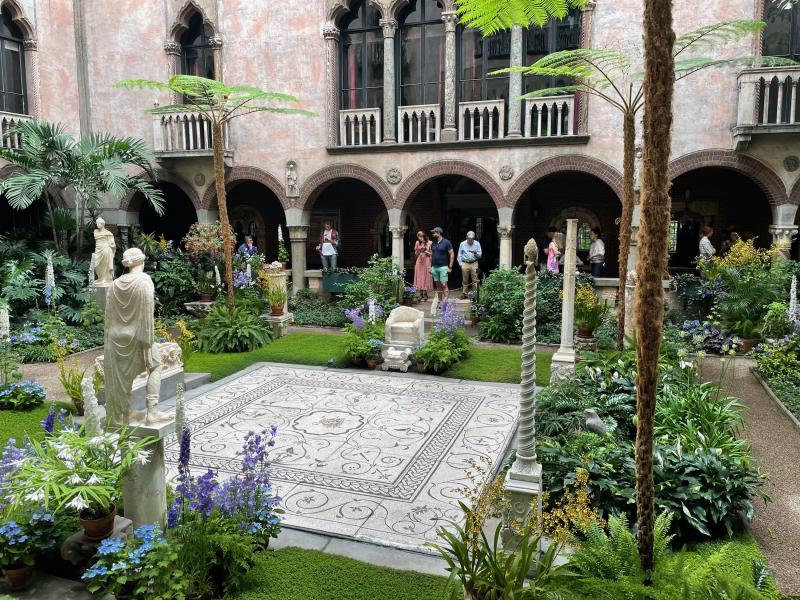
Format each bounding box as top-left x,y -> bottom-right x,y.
498,227 -> 513,269
381,346 -> 412,372
184,301 -> 215,318
502,465 -> 543,549
288,225 -> 309,293
575,334 -> 597,353
61,516 -> 132,567
550,219 -> 578,381
91,283 -> 110,312
265,269 -> 290,314
121,420 -> 175,529
262,312 -> 293,338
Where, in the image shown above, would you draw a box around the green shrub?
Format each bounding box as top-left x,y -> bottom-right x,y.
342,254 -> 401,311
290,289 -> 347,328
765,378 -> 800,421
150,253 -> 196,316
754,338 -> 800,386
0,380 -> 46,410
761,302 -> 792,338
413,329 -> 468,374
477,269 -> 524,343
342,321 -> 384,363
196,306 -> 272,353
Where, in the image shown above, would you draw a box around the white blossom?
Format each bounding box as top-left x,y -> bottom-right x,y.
86,474 -> 102,485
25,489 -> 45,502
0,306 -> 9,341
134,450 -> 152,466
67,495 -> 88,512
89,436 -> 104,448
277,225 -> 284,243
214,265 -> 222,287
790,275 -> 797,316
68,474 -> 84,485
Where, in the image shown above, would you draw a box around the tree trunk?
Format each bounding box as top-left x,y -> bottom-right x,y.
74,197 -> 81,259
45,193 -> 60,253
636,0 -> 675,576
212,119 -> 234,310
615,111 -> 636,350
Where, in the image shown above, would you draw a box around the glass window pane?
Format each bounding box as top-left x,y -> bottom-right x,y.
486,75 -> 509,101
401,25 -> 422,88
183,48 -> 202,76
365,4 -> 381,28
365,29 -> 383,99
556,12 -> 581,50
341,32 -> 364,108
424,0 -> 442,21
401,84 -> 422,106
486,31 -> 510,100
3,41 -> 22,96
460,30 -> 481,101
763,0 -> 793,57
403,0 -> 422,24
425,23 -> 445,85
424,82 -> 443,105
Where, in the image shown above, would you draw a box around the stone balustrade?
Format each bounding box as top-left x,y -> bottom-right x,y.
339,107 -> 382,146
458,99 -> 506,141
397,104 -> 441,144
152,110 -> 230,154
0,110 -> 32,150
734,65 -> 800,149
524,95 -> 575,137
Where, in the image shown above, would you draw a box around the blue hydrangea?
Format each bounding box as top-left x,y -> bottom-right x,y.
81,564 -> 108,580
97,537 -> 125,556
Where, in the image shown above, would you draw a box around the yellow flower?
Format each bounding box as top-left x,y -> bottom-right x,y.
713,238 -> 771,269
159,235 -> 168,253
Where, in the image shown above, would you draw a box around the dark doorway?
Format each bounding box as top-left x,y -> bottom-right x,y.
139,182 -> 198,246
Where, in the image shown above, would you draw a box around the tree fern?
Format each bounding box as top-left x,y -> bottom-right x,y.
455,0 -> 587,36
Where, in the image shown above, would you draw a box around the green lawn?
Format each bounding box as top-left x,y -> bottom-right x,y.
0,404 -> 53,447
186,331 -> 551,386
228,547 -> 453,600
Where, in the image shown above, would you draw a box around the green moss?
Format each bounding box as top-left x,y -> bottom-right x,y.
227,547 -> 453,600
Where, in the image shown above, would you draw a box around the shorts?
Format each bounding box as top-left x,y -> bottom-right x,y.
431,265 -> 449,282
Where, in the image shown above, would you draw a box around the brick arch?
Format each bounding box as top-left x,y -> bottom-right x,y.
1,0 -> 35,41
668,150 -> 788,206
169,0 -> 217,41
395,160 -> 505,212
119,170 -> 201,212
201,166 -> 287,211
299,163 -> 394,211
786,173 -> 800,206
507,155 -> 623,210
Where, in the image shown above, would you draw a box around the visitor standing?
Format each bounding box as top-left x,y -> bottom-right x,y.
237,236 -> 258,256
430,227 -> 454,300
720,230 -> 740,255
699,226 -> 716,261
540,228 -> 556,271
316,221 -> 339,270
588,228 -> 606,277
413,230 -> 433,300
547,232 -> 563,273
457,231 -> 482,298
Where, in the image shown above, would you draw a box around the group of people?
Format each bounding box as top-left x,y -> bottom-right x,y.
412,228 -> 482,300
538,227 -> 606,277
698,224 -> 743,261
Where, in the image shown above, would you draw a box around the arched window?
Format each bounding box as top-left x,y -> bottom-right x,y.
181,13 -> 215,79
398,0 -> 444,106
0,7 -> 26,114
459,28 -> 511,102
523,9 -> 581,94
763,0 -> 800,59
577,223 -> 592,251
340,1 -> 384,109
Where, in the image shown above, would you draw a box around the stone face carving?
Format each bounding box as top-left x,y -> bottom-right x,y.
386,167 -> 402,185
499,165 -> 514,181
92,218 -> 116,286
286,160 -> 299,197
104,248 -> 171,426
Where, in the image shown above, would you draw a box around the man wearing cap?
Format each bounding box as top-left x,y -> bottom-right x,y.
457,231 -> 482,298
429,227 -> 454,300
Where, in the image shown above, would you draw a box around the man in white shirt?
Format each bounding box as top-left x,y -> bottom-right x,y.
588,228 -> 606,277
457,231 -> 482,298
316,221 -> 339,270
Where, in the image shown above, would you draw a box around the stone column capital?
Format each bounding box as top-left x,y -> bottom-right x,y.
441,11 -> 458,32
389,225 -> 408,238
208,35 -> 223,50
770,224 -> 798,258
164,40 -> 181,55
22,39 -> 37,51
497,226 -> 514,240
582,0 -> 597,12
322,25 -> 341,41
380,18 -> 398,38
288,225 -> 310,240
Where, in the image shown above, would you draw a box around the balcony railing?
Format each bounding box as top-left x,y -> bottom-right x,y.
0,111 -> 32,150
734,66 -> 800,149
524,95 -> 575,137
152,111 -> 230,155
458,100 -> 506,141
397,104 -> 440,144
339,107 -> 381,147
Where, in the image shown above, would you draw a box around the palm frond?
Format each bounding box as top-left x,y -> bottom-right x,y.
675,55 -> 798,80
674,20 -> 765,58
455,0 -> 587,36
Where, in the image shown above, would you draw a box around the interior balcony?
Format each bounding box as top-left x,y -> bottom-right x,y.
152,111 -> 233,164
733,66 -> 800,151
0,110 -> 32,150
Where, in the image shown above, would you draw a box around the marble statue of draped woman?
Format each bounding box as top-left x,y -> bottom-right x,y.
93,217 -> 116,285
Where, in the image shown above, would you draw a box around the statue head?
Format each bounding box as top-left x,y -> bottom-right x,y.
121,247 -> 146,271
96,217 -> 106,230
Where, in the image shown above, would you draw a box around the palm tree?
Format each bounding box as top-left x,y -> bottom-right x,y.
0,120 -> 165,257
456,0 -> 587,33
500,19 -> 786,349
116,75 -> 312,309
635,0 -> 675,576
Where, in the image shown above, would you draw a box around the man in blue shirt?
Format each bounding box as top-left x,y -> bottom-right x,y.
429,227 -> 454,300
457,231 -> 482,298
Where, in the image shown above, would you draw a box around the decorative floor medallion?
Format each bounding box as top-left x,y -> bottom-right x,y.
165,365 -> 519,552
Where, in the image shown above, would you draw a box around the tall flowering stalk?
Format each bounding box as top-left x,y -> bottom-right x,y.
43,253 -> 55,307
214,265 -> 222,288
790,275 -> 797,316
88,253 -> 96,286
0,305 -> 9,341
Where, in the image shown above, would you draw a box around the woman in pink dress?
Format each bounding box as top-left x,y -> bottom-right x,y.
547,232 -> 563,273
413,230 -> 433,300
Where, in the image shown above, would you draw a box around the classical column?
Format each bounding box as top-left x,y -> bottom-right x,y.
22,40 -> 41,119
441,11 -> 458,141
164,41 -> 182,105
323,25 -> 341,147
502,238 -> 542,548
390,225 -> 408,272
770,225 -> 798,260
380,18 -> 398,143
498,226 -> 514,269
550,219 -> 577,381
577,0 -> 597,134
288,225 -> 309,293
72,0 -> 92,138
209,36 -> 223,81
507,25 -> 524,138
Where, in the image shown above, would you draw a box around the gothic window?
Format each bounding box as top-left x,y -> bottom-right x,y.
398,0 -> 445,106
459,28 -> 511,102
340,1 -> 384,109
180,13 -> 215,79
669,219 -> 679,253
763,0 -> 800,59
0,7 -> 26,114
577,223 -> 592,251
523,9 -> 581,94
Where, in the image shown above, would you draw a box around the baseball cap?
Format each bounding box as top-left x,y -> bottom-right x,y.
430,227 -> 444,234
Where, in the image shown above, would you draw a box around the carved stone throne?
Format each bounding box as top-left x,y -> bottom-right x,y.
382,306 -> 425,371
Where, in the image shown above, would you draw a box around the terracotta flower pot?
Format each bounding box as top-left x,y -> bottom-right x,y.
80,504 -> 116,541
366,357 -> 381,369
270,306 -> 285,316
740,338 -> 757,354
198,292 -> 213,302
2,565 -> 33,589
577,326 -> 595,338
280,261 -> 288,270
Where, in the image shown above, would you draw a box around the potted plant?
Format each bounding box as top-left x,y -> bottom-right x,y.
0,512 -> 56,589
574,285 -> 609,338
5,425 -> 154,541
343,308 -> 384,367
402,286 -> 416,305
277,239 -> 290,270
196,271 -> 216,302
732,319 -> 762,354
266,283 -> 288,316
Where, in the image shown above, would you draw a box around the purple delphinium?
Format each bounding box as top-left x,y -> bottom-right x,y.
345,307 -> 365,331
434,300 -> 464,338
0,439 -> 26,511
40,404 -> 56,435
233,270 -> 251,289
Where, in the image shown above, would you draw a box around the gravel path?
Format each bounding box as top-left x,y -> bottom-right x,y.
19,348 -> 103,407
703,357 -> 800,596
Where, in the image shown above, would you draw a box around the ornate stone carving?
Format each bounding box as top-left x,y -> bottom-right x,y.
441,10 -> 457,32
208,35 -> 223,49
770,225 -> 798,259
379,18 -> 398,38
22,39 -> 37,51
286,160 -> 300,198
497,226 -> 513,240
163,40 -> 181,55
322,24 -> 340,40
784,155 -> 799,172
499,165 -> 514,181
386,167 -> 403,185
194,173 -> 206,186
634,142 -> 644,192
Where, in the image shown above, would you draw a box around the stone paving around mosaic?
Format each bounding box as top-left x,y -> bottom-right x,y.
166,363 -> 519,552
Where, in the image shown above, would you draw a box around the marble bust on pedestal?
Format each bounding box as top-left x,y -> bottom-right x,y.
103,248 -> 170,426
92,217 -> 116,285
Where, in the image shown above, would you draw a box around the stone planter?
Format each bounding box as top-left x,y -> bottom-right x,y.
80,504 -> 117,541
2,565 -> 33,589
577,325 -> 595,338
322,272 -> 358,293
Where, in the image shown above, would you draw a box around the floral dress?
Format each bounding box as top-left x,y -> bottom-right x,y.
414,241 -> 433,292
547,241 -> 560,273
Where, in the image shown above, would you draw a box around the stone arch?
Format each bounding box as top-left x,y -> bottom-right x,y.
299,163 -> 394,211
328,0 -> 354,23
169,0 -> 218,41
507,155 -> 623,211
201,166 -> 287,211
395,160 -> 505,211
789,174 -> 800,206
382,0 -> 411,18
668,150 -> 787,206
0,0 -> 35,41
120,170 -> 201,212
